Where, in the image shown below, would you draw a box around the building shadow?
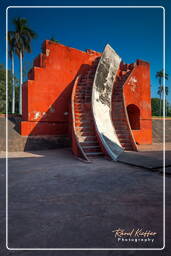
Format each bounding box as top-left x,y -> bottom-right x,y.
23,64 -> 91,151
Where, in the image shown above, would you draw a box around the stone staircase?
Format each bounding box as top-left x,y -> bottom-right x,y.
112,63 -> 137,151
72,58 -> 104,159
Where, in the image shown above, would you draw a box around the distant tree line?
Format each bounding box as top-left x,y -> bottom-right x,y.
0,64 -> 19,113
155,70 -> 169,116
151,98 -> 171,117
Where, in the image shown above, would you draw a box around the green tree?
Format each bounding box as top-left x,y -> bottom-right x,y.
156,70 -> 168,116
167,102 -> 171,117
151,98 -> 162,116
8,31 -> 16,113
165,86 -> 169,116
13,17 -> 37,115
151,97 -> 171,117
0,64 -> 19,113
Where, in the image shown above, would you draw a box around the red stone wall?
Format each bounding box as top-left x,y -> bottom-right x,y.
21,41 -> 101,136
123,60 -> 152,144
21,41 -> 152,145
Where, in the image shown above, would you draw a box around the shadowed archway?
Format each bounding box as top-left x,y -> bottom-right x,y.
127,104 -> 140,130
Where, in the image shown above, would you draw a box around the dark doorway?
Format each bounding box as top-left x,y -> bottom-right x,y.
127,104 -> 140,130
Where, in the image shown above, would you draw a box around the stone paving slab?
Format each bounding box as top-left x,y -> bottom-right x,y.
118,151 -> 171,169
118,143 -> 171,170
118,151 -> 163,169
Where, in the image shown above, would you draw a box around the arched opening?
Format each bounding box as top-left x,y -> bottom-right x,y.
127,104 -> 140,130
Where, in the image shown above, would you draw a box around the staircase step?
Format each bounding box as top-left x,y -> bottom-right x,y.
86,152 -> 104,156
113,98 -> 123,101
119,138 -> 131,143
79,132 -> 95,137
77,83 -> 92,86
114,120 -> 127,124
75,120 -> 92,125
113,118 -> 127,121
121,142 -> 132,147
113,96 -> 123,100
113,92 -> 122,96
117,134 -> 130,140
75,117 -> 93,122
79,79 -> 93,83
115,127 -> 128,131
80,141 -> 99,147
113,102 -> 123,106
75,124 -> 94,130
124,148 -> 133,151
121,144 -> 133,149
74,102 -> 84,105
113,103 -> 123,108
75,116 -> 93,122
84,148 -> 101,153
115,125 -> 128,129
113,114 -> 126,118
77,129 -> 95,135
79,135 -> 97,143
75,92 -> 91,95
74,110 -> 85,114
82,145 -> 100,149
75,94 -> 86,97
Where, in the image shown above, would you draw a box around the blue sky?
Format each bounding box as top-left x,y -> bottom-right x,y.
1,0 -> 170,102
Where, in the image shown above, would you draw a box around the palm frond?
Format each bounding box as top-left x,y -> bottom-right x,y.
13,17 -> 37,56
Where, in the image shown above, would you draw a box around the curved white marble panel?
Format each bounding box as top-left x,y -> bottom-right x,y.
92,44 -> 124,160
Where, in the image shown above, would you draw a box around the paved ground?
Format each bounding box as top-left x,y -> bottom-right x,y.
0,147 -> 171,255
152,119 -> 171,143
118,143 -> 171,171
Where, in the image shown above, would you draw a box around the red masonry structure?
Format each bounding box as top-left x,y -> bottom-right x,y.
21,41 -> 152,161
21,41 -> 101,136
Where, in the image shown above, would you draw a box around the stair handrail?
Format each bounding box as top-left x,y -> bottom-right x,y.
71,75 -> 89,161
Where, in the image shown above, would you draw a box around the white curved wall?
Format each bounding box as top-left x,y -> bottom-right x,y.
92,44 -> 124,160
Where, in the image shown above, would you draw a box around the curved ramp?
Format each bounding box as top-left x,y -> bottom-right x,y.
92,44 -> 124,160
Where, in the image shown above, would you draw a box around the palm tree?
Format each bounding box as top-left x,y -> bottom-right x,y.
13,17 -> 37,115
165,86 -> 169,116
156,70 -> 168,116
8,31 -> 16,113
157,85 -> 163,116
